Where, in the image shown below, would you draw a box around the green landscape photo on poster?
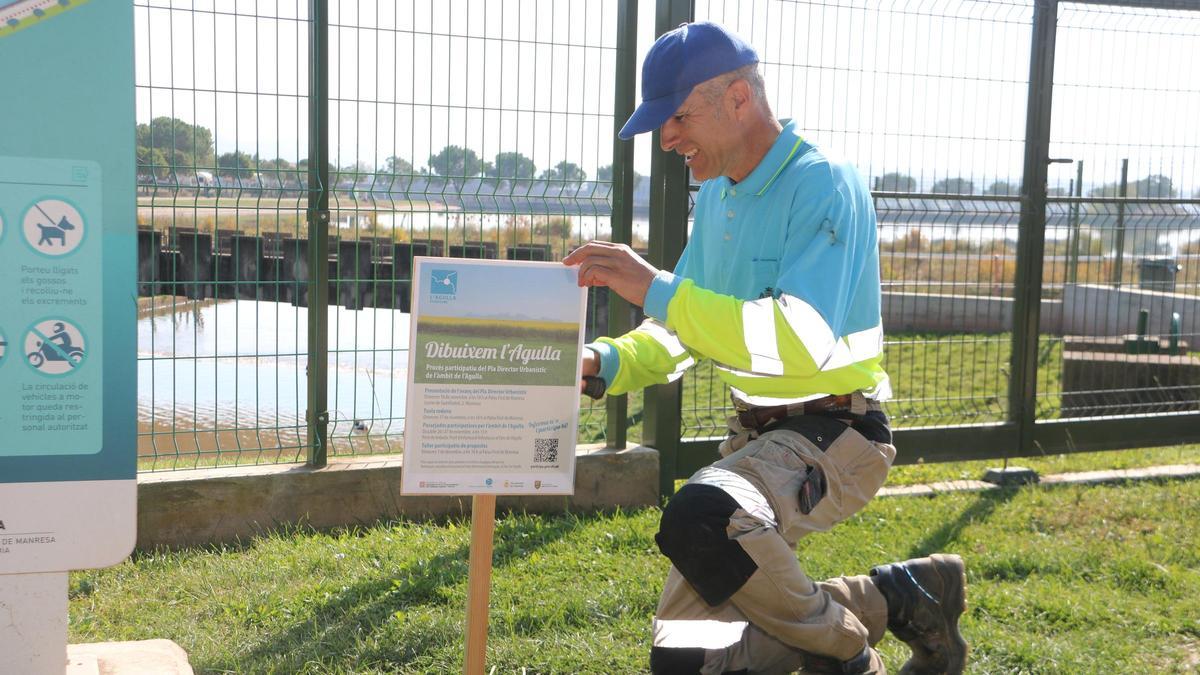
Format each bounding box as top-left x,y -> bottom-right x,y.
414,315 -> 579,387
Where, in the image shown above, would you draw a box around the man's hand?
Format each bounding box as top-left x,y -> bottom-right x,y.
563,241 -> 659,308
580,348 -> 606,399
581,347 -> 600,380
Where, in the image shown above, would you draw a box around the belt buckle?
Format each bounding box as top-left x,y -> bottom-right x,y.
807,394 -> 848,415
753,405 -> 787,431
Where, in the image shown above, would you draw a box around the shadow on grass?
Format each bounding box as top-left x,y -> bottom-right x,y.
904,487 -> 1020,560
211,515 -> 588,673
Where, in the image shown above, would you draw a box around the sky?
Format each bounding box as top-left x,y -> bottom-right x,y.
134,0 -> 1200,196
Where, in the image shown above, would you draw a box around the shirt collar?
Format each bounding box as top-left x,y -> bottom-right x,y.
728,119 -> 806,197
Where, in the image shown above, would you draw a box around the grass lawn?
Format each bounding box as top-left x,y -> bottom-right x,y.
885,442 -> 1200,486
69,474 -> 1200,673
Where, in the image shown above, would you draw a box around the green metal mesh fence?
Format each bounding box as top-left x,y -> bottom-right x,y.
684,0 -> 1037,436
134,0 -> 629,469
1038,3 -> 1200,421
135,1 -> 313,470
133,0 -> 1200,472
320,1 -> 624,455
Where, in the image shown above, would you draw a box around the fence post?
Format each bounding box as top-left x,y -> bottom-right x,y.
306,0 -> 330,467
1009,0 -> 1058,456
645,0 -> 694,496
1067,160 -> 1083,283
606,0 -> 639,450
1111,158 -> 1129,286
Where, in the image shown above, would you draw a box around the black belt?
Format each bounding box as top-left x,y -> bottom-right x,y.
736,394 -> 892,445
735,394 -> 858,432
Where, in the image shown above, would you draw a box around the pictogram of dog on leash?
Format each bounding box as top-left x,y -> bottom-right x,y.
22,199 -> 85,256
37,214 -> 76,247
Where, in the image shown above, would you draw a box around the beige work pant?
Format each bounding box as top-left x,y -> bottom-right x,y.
651,415 -> 896,674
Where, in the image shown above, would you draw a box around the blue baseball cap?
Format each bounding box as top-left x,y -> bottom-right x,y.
618,22 -> 759,140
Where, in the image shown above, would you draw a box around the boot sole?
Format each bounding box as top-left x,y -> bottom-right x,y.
929,553 -> 968,675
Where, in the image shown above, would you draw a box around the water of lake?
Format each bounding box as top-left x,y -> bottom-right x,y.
138,299 -> 411,432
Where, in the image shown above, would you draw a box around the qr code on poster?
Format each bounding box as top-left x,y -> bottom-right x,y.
533,438 -> 559,463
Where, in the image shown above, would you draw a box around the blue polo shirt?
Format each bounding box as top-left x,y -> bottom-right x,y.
594,120 -> 889,404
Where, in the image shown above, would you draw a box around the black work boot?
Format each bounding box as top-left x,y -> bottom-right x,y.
870,554 -> 968,675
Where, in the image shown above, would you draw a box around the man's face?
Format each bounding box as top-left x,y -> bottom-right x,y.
658,83 -> 736,182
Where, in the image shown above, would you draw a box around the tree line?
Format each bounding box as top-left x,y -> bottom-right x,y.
873,171 -> 1186,198
136,116 -> 623,184
136,117 -> 1191,198
875,173 -> 1028,196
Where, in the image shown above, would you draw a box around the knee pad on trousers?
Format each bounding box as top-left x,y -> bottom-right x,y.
649,646 -> 704,674
649,647 -> 748,675
655,483 -> 759,606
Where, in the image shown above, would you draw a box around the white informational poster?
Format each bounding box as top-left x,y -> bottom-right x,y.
401,258 -> 587,496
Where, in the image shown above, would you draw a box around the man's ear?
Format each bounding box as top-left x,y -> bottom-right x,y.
727,79 -> 752,119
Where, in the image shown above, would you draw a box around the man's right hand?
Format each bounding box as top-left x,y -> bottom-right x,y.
563,241 -> 658,308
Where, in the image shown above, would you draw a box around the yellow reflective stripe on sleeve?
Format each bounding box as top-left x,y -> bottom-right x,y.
775,295 -> 884,372
776,295 -> 839,369
821,324 -> 885,370
865,374 -> 893,401
742,298 -> 784,375
601,317 -> 702,395
845,324 -> 884,363
728,386 -> 836,407
662,358 -> 696,383
639,321 -> 696,381
638,319 -> 691,359
652,618 -> 749,649
714,364 -> 773,379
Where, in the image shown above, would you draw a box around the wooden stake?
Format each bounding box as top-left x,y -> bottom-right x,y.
464,494 -> 497,675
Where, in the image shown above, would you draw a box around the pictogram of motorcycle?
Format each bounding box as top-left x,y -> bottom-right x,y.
27,339 -> 84,369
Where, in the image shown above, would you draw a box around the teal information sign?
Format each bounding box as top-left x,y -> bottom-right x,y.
0,0 -> 135,573
1,158 -> 104,456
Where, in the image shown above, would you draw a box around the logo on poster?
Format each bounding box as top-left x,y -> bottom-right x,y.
534,480 -> 542,490
485,478 -> 493,486
430,269 -> 457,299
